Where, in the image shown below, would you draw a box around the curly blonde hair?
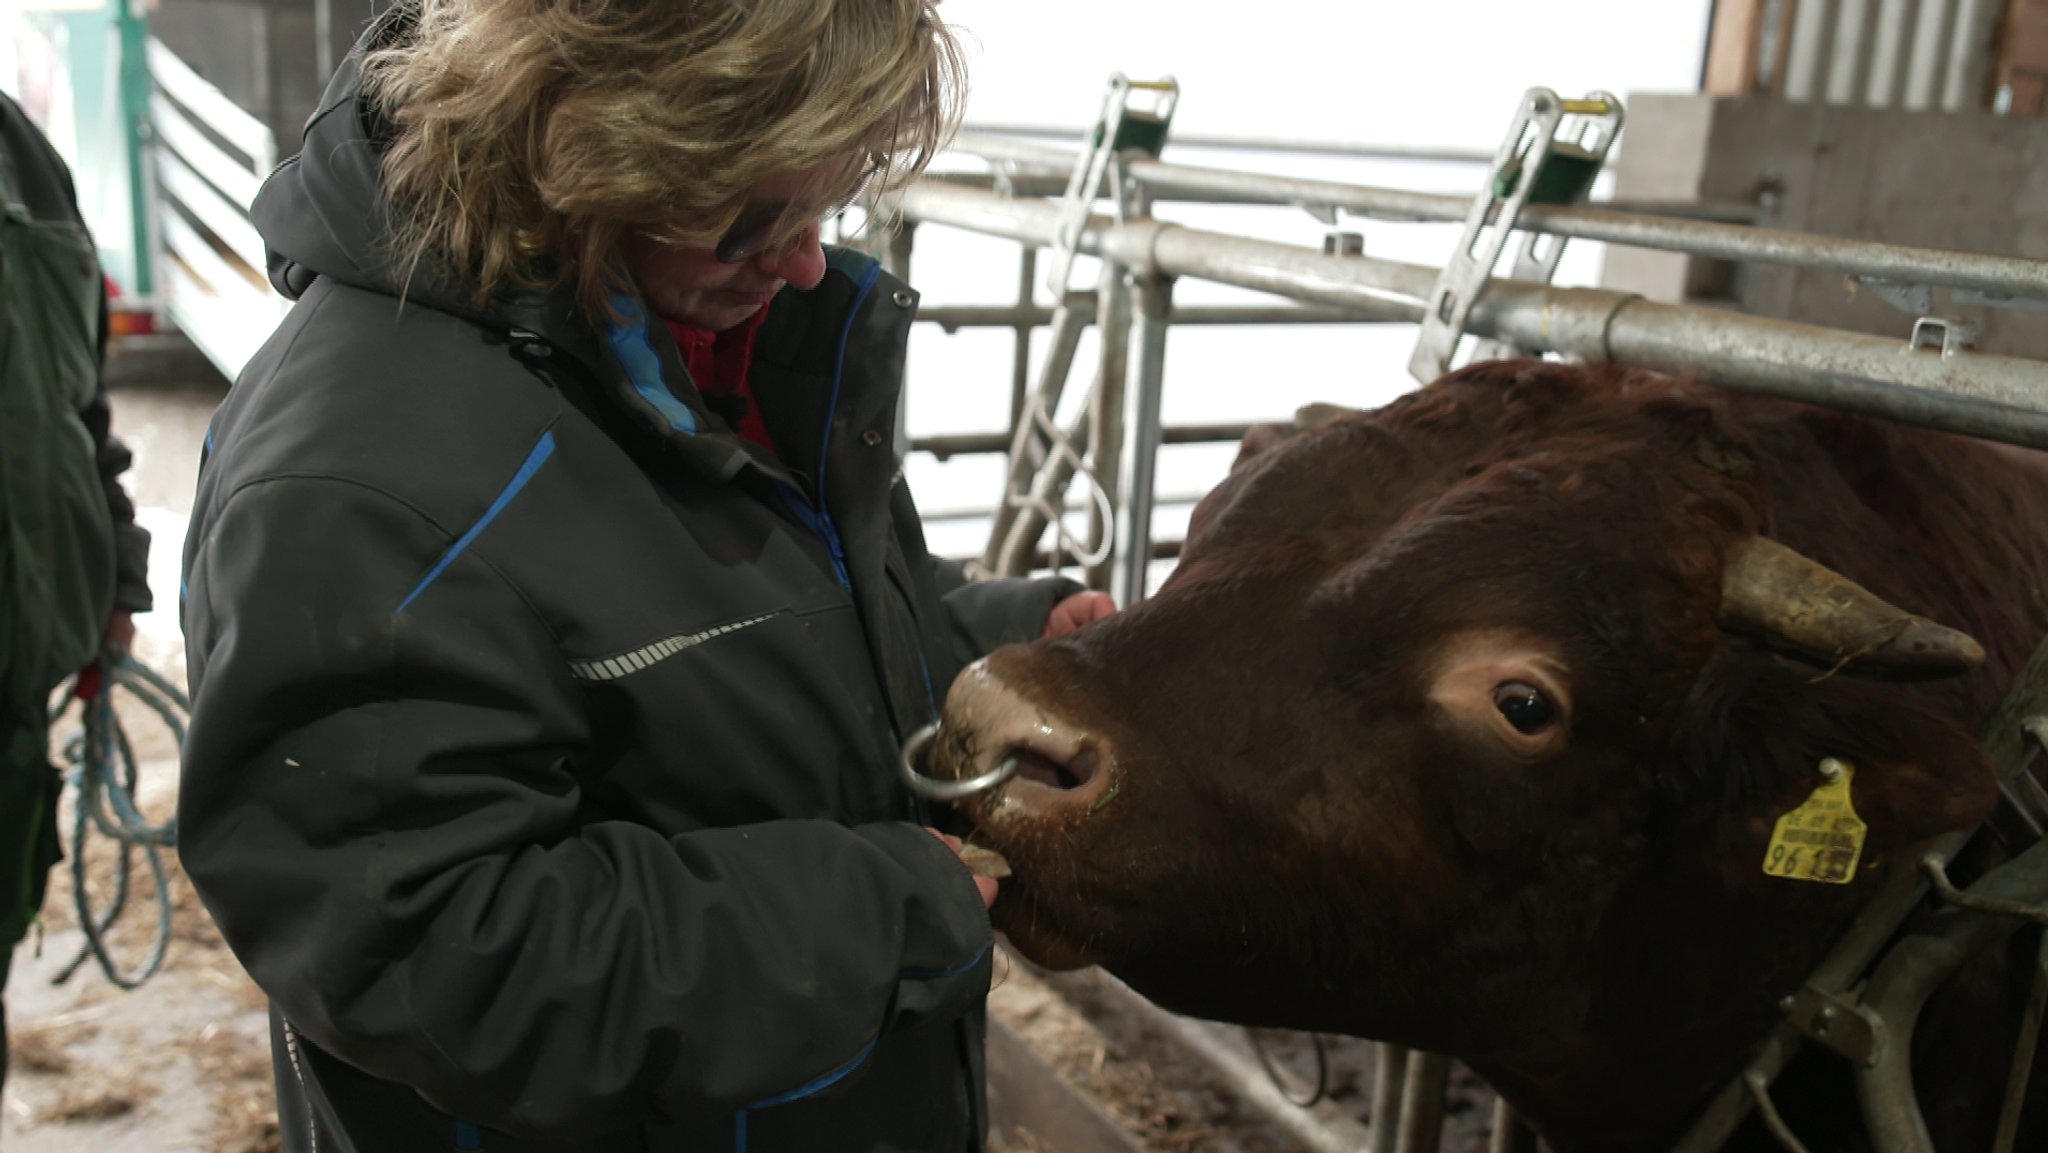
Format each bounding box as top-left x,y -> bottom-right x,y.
361,0 -> 965,318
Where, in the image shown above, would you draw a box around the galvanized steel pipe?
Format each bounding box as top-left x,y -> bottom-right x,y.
946,133 -> 2048,303
1856,837 -> 2048,1152
917,301 -> 1375,331
898,183 -> 2048,448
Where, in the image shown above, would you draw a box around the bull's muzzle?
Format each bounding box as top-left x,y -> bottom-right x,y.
905,657 -> 1115,818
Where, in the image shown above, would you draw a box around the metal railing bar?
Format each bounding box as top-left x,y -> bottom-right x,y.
895,183 -> 2048,449
962,123 -> 1496,166
925,171 -> 1764,224
943,134 -> 2048,302
150,98 -> 263,210
913,425 -> 1254,462
146,39 -> 273,172
918,301 -> 1388,331
158,204 -> 249,297
153,146 -> 268,274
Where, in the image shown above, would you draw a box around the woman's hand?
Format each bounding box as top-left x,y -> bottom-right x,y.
1041,591 -> 1117,639
926,828 -> 999,908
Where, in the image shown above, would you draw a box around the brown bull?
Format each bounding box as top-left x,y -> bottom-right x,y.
934,360 -> 2048,1153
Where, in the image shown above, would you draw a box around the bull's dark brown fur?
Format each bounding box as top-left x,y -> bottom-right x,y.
960,361 -> 2048,1153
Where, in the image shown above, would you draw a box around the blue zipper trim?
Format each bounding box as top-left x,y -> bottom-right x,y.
748,1033 -> 882,1111
794,259 -> 883,600
397,429 -> 556,614
732,1031 -> 881,1152
916,654 -> 939,721
603,292 -> 698,434
901,941 -> 992,981
775,486 -> 852,593
453,1119 -> 482,1151
729,939 -> 989,1151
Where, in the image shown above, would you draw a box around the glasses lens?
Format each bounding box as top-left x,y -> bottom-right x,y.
713,157 -> 885,264
714,204 -> 784,264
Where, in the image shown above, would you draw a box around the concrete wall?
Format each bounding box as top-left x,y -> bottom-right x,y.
1600,93 -> 2048,360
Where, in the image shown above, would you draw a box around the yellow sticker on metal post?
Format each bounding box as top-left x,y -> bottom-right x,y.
1763,759 -> 1867,885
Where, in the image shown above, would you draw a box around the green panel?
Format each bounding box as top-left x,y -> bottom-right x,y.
1111,115 -> 1171,158
1527,146 -> 1605,207
29,4 -> 145,296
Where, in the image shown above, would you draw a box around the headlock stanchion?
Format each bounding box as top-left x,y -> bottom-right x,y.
1410,87 -> 1624,381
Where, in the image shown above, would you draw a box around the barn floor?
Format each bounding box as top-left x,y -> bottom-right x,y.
2,367 -> 1502,1153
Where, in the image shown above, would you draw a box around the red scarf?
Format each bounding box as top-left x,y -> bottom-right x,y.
665,306 -> 775,456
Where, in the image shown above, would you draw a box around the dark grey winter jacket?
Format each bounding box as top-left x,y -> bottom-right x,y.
177,26 -> 1065,1153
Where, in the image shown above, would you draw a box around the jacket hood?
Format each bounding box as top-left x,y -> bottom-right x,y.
250,5 -> 582,345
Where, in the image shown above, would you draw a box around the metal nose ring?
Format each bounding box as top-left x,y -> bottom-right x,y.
899,722 -> 1021,802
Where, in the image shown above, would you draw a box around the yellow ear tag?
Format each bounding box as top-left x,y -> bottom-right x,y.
1763,758 -> 1867,885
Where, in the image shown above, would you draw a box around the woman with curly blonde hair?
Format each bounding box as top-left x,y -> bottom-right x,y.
177,3 -> 1113,1151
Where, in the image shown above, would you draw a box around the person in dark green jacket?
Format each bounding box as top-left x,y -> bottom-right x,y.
177,3 -> 1113,1151
0,90 -> 152,1100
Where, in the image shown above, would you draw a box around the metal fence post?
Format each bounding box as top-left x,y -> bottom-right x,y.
1113,272 -> 1173,605
1083,262 -> 1132,592
1369,1044 -> 1410,1153
1489,1099 -> 1539,1153
1394,1051 -> 1451,1153
1012,247 -> 1039,431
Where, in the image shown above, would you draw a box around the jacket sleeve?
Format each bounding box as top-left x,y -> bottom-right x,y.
79,364 -> 152,613
178,476 -> 993,1140
929,556 -> 1082,667
8,93 -> 151,616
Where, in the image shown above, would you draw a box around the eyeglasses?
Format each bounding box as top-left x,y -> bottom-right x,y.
712,199 -> 803,265
712,156 -> 884,265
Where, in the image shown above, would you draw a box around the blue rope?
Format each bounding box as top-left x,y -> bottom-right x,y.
46,657 -> 190,989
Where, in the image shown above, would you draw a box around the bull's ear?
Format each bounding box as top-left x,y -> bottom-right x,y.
1232,403 -> 1360,472
1232,422 -> 1295,471
1671,651 -> 2000,867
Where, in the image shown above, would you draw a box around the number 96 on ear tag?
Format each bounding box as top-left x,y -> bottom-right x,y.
1764,759 -> 1867,885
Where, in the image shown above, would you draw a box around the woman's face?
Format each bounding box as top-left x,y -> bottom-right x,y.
624,167 -> 839,331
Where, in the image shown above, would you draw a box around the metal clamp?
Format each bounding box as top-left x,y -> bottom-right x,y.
1779,985 -> 1884,1067
1855,277 -> 1935,316
898,722 -> 1020,802
1322,231 -> 1364,257
1046,73 -> 1179,301
1412,87 -> 1624,381
1907,316 -> 1977,359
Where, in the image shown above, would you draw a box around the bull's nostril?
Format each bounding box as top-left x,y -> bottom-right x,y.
1067,748 -> 1100,787
1011,746 -> 1100,791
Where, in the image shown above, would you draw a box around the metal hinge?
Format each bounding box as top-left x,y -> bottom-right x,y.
1779,984 -> 1885,1067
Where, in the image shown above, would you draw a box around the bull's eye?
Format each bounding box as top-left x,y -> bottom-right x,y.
1493,682 -> 1557,734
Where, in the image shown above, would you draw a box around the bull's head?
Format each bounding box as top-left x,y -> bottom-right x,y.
932,361 -> 2014,1144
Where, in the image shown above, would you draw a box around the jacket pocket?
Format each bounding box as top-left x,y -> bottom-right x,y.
576,604 -> 903,826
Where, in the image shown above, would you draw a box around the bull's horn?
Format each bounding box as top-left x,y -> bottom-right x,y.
1293,403 -> 1358,432
1719,537 -> 1985,675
